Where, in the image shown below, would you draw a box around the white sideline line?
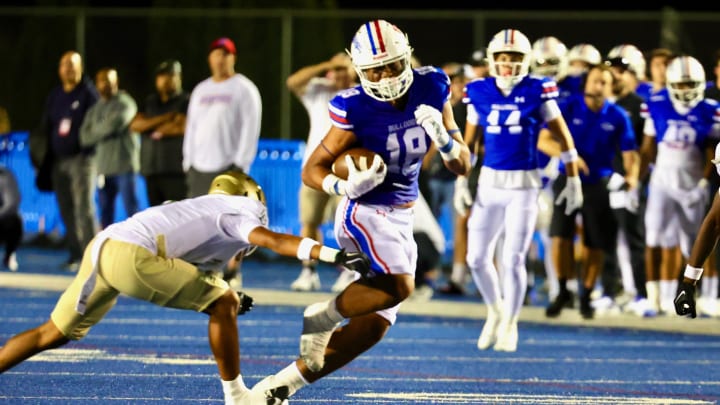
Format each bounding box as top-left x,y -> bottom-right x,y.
2,272 -> 720,336
19,348 -> 720,368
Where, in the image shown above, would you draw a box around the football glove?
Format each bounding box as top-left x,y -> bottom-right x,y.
626,187 -> 640,214
686,178 -> 709,207
345,154 -> 387,199
236,291 -> 254,315
454,176 -> 473,216
334,248 -> 372,278
674,282 -> 697,318
555,175 -> 583,215
414,104 -> 450,148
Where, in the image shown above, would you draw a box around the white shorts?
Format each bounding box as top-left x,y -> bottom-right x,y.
333,197 -> 416,324
645,185 -> 705,256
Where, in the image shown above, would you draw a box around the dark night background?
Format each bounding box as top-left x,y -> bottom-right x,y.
1,0 -> 719,140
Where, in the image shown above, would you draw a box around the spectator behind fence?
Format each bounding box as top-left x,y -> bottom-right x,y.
286,52 -> 357,293
130,60 -> 189,206
0,164 -> 22,271
183,37 -> 262,197
80,68 -> 140,229
31,51 -> 99,271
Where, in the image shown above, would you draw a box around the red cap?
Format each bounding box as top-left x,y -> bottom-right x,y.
210,37 -> 236,55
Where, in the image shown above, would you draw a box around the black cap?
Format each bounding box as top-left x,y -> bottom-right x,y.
156,60 -> 182,75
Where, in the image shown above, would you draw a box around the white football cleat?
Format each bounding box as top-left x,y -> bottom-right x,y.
477,306 -> 501,350
697,297 -> 720,317
493,319 -> 518,352
331,268 -> 357,292
660,298 -> 677,317
291,268 -> 321,292
7,252 -> 18,272
236,386 -> 289,405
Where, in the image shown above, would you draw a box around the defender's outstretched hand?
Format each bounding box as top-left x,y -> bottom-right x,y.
334,248 -> 372,278
674,282 -> 697,318
236,291 -> 254,315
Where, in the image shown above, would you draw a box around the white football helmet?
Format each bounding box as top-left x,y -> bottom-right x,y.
530,36 -> 568,80
348,19 -> 414,102
606,44 -> 647,80
487,29 -> 532,91
566,43 -> 601,77
666,55 -> 706,109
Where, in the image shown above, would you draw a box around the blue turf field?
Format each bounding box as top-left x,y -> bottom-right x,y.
1,247 -> 719,404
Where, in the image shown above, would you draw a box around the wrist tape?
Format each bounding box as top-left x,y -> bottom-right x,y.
560,148 -> 579,164
297,238 -> 319,261
684,265 -> 704,281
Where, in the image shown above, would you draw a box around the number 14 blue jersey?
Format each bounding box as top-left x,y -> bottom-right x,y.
463,75 -> 559,171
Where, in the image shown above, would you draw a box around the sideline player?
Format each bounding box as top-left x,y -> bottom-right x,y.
457,28 -> 583,352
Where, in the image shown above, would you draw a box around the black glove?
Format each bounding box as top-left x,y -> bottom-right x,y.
335,248 -> 372,278
674,282 -> 697,318
236,291 -> 254,315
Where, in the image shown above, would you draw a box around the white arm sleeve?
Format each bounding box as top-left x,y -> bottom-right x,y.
539,99 -> 562,123
466,104 -> 479,125
643,116 -> 657,137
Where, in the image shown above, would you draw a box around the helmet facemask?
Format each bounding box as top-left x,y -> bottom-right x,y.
349,20 -> 415,102
490,52 -> 530,91
353,54 -> 414,102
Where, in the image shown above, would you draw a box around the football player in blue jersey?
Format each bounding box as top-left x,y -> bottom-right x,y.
454,28 -> 583,352
541,63 -> 639,319
249,19 -> 471,402
640,55 -> 720,316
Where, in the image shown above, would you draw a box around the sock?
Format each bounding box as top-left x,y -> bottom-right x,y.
450,262 -> 467,285
702,276 -> 717,298
646,281 -> 659,309
566,278 -> 579,294
273,362 -> 310,397
659,280 -> 672,304
709,276 -> 719,299
326,298 -> 344,323
221,375 -> 248,402
304,299 -> 345,333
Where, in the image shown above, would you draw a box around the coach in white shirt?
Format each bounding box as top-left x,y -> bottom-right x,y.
183,37 -> 262,197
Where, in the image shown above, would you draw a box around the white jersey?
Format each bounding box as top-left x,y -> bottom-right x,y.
183,74 -> 262,173
300,77 -> 339,167
100,194 -> 268,270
